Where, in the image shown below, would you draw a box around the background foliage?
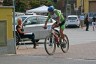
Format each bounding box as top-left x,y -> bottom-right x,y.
3,0 -> 56,12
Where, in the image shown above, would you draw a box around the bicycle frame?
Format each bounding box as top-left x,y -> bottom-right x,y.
50,28 -> 60,44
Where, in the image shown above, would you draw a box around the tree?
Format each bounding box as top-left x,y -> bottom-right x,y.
3,0 -> 55,12
15,0 -> 27,12
3,0 -> 13,6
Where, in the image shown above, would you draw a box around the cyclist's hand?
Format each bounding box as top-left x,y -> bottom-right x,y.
43,25 -> 47,29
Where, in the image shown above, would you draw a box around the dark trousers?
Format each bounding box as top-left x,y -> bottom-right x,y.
21,33 -> 36,46
85,22 -> 89,31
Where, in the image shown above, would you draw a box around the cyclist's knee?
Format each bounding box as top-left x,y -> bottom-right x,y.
60,32 -> 63,37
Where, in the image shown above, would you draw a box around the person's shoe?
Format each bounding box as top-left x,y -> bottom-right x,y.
86,30 -> 89,31
33,45 -> 37,49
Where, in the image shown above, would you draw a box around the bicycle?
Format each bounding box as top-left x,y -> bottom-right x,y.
44,26 -> 69,55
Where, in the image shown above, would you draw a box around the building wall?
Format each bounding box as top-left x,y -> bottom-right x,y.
76,0 -> 81,8
89,1 -> 96,12
0,0 -> 3,2
76,0 -> 88,14
89,0 -> 96,1
0,6 -> 16,54
77,0 -> 96,14
0,7 -> 13,40
84,0 -> 89,13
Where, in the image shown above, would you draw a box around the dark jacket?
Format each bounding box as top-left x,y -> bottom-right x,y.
84,17 -> 88,24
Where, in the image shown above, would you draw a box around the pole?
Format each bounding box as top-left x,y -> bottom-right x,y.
12,0 -> 16,48
66,0 -> 68,17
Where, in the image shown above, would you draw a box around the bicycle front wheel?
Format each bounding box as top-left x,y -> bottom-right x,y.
44,34 -> 56,55
60,34 -> 69,53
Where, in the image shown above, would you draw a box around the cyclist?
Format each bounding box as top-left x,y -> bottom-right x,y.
43,6 -> 66,46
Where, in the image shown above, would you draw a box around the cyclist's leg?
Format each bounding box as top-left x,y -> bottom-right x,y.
52,22 -> 59,38
52,22 -> 60,44
60,24 -> 68,48
60,24 -> 65,41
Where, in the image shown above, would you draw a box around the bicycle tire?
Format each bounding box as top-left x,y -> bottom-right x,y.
60,34 -> 69,53
44,34 -> 56,55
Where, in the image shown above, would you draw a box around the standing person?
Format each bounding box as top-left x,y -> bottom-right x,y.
43,6 -> 66,46
79,14 -> 85,28
92,16 -> 96,31
84,15 -> 89,31
16,18 -> 37,49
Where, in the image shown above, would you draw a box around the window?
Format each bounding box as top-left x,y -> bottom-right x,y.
38,16 -> 52,24
38,16 -> 47,24
68,17 -> 77,20
21,17 -> 27,21
24,16 -> 38,25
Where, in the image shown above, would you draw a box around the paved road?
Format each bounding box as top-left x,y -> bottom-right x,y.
64,26 -> 96,45
0,54 -> 96,64
0,26 -> 96,64
1,42 -> 96,64
16,42 -> 96,59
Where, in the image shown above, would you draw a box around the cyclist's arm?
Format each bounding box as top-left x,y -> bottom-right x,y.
45,14 -> 50,26
45,18 -> 49,26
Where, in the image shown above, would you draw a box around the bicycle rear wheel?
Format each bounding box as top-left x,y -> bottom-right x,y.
44,34 -> 56,55
60,34 -> 69,53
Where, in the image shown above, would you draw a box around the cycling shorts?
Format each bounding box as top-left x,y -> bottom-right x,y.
55,20 -> 65,30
